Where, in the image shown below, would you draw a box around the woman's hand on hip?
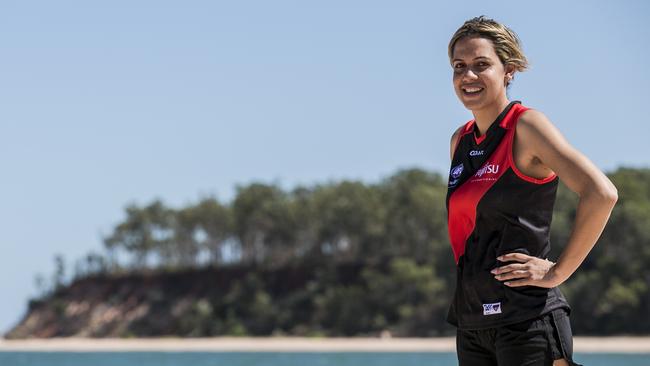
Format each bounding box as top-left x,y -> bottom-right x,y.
491,252 -> 562,288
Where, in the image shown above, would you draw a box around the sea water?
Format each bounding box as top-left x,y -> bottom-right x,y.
0,352 -> 648,366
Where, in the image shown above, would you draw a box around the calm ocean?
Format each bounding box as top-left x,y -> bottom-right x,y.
0,352 -> 648,366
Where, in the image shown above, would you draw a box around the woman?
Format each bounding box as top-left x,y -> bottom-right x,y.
445,16 -> 618,366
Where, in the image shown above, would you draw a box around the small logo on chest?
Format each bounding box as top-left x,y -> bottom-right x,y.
469,150 -> 484,157
448,163 -> 464,188
483,302 -> 502,315
450,163 -> 464,179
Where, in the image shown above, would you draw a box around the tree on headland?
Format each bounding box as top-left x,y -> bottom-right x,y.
28,166 -> 650,337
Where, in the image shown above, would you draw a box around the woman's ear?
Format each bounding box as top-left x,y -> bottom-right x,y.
504,64 -> 516,85
506,64 -> 515,80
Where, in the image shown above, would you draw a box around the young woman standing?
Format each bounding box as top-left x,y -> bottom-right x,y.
445,16 -> 618,366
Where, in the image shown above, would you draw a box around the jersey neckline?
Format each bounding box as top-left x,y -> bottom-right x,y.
470,100 -> 521,145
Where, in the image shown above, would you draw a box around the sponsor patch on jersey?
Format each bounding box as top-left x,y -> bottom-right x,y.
483,302 -> 502,315
448,163 -> 464,188
469,149 -> 484,156
450,163 -> 464,179
474,163 -> 499,178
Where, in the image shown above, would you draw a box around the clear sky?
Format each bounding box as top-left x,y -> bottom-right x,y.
1,0 -> 648,333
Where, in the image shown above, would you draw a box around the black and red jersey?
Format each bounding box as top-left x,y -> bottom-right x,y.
445,100 -> 570,330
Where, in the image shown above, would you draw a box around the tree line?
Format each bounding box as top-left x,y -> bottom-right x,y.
38,166 -> 650,335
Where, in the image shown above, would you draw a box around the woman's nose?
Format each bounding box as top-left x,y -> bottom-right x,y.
461,68 -> 478,81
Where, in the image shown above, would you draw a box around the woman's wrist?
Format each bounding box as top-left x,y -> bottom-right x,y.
547,260 -> 570,287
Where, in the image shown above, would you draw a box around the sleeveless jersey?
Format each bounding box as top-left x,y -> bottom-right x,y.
445,100 -> 571,330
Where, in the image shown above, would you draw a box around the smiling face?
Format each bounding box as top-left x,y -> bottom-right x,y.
451,36 -> 514,112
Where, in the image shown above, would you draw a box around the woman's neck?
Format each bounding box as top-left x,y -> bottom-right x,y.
472,99 -> 511,136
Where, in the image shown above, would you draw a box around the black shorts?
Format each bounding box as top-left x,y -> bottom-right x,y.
456,308 -> 583,366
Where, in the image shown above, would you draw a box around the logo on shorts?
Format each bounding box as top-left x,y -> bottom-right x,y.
483,302 -> 502,315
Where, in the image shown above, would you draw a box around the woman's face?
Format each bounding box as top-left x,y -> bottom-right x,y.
451,36 -> 513,111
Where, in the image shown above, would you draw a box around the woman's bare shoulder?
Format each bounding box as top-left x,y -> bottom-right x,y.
450,125 -> 464,160
516,109 -> 574,158
518,108 -> 555,129
517,108 -> 615,196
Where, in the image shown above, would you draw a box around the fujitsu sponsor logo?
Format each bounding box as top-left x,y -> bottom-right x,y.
474,162 -> 499,177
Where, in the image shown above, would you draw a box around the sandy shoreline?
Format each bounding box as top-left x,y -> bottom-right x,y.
1,337 -> 649,353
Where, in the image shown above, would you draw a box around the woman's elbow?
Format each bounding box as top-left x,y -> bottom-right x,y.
598,179 -> 618,206
580,176 -> 618,207
607,185 -> 618,205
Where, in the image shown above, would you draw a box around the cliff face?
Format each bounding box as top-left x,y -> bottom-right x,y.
6,258 -> 449,339
6,263 -> 323,339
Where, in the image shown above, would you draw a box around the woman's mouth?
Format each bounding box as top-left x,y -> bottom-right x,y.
462,86 -> 484,97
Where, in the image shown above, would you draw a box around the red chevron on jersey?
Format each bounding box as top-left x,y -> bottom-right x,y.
447,102 -> 525,264
444,101 -> 570,330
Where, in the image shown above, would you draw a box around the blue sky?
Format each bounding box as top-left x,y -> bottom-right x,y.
1,0 -> 648,333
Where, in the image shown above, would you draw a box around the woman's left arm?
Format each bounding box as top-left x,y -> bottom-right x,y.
492,109 -> 618,288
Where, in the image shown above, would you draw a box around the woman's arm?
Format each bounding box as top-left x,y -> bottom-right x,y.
492,109 -> 618,288
450,126 -> 462,161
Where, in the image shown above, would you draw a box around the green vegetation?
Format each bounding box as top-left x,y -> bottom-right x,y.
29,167 -> 650,336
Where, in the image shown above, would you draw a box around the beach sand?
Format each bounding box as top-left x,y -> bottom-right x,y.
1,337 -> 649,353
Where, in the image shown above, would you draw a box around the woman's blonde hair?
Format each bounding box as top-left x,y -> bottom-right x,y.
448,16 -> 529,86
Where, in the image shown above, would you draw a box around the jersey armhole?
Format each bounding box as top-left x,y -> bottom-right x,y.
451,132 -> 461,159
507,109 -> 558,185
451,121 -> 474,160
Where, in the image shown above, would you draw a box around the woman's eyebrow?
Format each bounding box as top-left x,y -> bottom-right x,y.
452,56 -> 491,62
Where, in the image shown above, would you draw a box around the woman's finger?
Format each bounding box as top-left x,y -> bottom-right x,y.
491,263 -> 526,275
503,278 -> 532,287
497,252 -> 531,263
495,270 -> 529,281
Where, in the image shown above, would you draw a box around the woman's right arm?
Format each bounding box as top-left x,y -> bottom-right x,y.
450,127 -> 462,161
